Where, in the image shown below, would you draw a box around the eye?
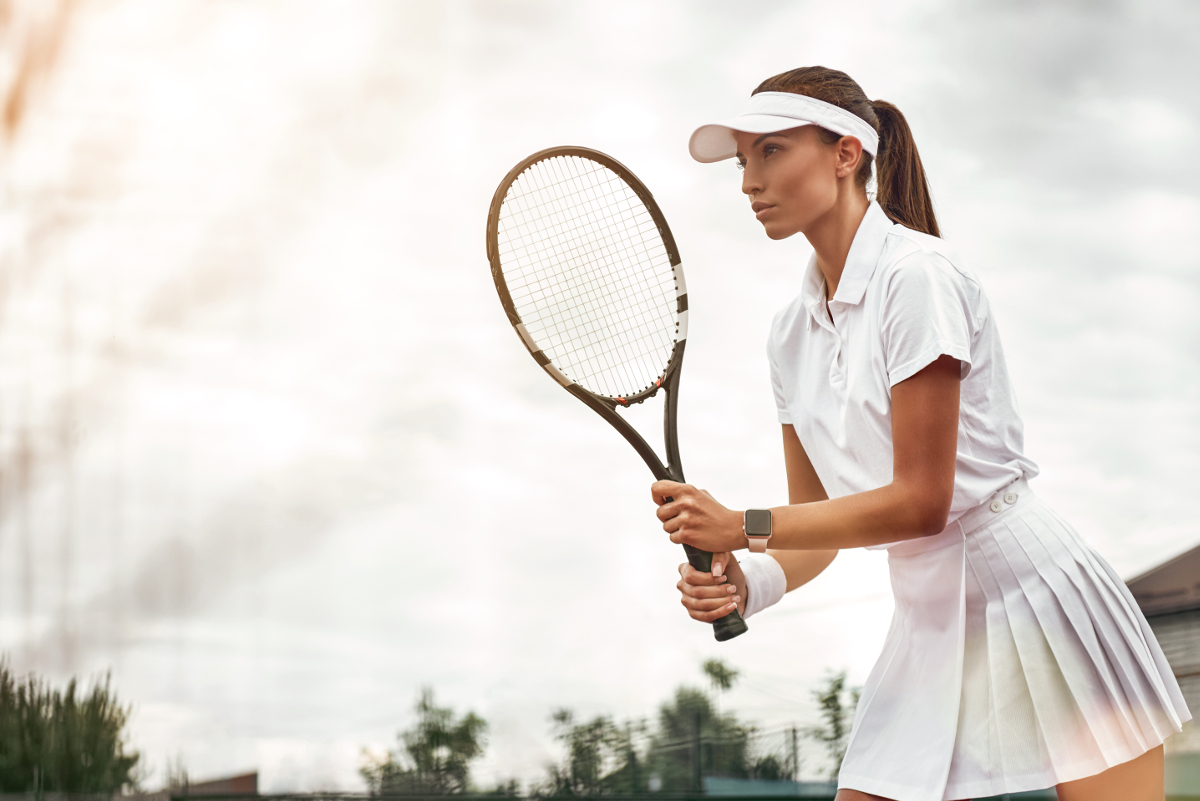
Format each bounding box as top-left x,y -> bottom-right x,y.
735,159 -> 746,172
762,143 -> 780,158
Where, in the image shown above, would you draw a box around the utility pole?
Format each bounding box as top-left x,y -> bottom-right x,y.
790,726 -> 799,781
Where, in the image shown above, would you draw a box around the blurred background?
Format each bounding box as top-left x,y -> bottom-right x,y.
0,0 -> 1196,793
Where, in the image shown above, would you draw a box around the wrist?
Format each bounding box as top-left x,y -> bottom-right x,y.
728,508 -> 748,551
743,508 -> 773,553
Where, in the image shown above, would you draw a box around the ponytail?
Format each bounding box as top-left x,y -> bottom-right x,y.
752,67 -> 941,237
871,100 -> 939,238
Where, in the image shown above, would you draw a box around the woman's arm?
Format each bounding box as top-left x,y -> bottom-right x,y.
672,424 -> 836,621
768,424 -> 837,591
656,354 -> 961,553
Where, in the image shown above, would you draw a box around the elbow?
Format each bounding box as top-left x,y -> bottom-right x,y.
888,479 -> 954,539
913,496 -> 953,538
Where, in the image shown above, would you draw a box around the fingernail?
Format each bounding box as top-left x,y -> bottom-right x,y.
725,602 -> 736,611
726,585 -> 736,594
733,596 -> 741,604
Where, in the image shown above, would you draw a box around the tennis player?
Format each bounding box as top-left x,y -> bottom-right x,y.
653,66 -> 1190,801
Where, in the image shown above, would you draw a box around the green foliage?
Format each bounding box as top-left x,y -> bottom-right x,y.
360,687 -> 488,795
748,753 -> 786,781
804,671 -> 861,779
538,711 -> 646,797
700,659 -> 739,694
485,778 -> 522,796
0,660 -> 140,793
537,661 -> 791,797
647,686 -> 750,793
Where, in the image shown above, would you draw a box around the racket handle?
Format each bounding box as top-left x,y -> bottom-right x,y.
684,544 -> 749,641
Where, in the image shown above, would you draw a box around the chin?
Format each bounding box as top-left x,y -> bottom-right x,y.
762,223 -> 801,241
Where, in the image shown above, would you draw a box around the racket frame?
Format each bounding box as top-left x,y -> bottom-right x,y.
486,146 -> 748,642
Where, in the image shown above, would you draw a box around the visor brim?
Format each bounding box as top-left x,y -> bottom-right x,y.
688,115 -> 815,163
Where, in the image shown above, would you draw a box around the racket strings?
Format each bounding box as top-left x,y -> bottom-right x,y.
496,156 -> 679,398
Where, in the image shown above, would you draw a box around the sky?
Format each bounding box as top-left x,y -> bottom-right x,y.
0,0 -> 1196,791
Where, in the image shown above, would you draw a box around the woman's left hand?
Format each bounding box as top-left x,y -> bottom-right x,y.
652,481 -> 743,553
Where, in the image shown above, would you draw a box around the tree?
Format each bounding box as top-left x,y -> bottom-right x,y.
0,661 -> 140,793
700,659 -> 739,695
700,658 -> 739,719
538,711 -> 646,797
647,687 -> 750,793
361,687 -> 488,795
804,671 -> 860,779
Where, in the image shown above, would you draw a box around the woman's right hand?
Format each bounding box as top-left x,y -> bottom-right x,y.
676,552 -> 745,622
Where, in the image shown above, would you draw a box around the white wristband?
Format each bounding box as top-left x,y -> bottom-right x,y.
739,554 -> 787,619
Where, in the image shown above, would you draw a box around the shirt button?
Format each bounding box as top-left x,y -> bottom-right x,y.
989,500 -> 1003,513
1004,492 -> 1017,504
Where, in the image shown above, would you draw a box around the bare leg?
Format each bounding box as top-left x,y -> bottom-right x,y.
1056,745 -> 1164,801
835,791 -> 971,801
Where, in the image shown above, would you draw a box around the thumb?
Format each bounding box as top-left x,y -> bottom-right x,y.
652,480 -> 683,505
711,551 -> 731,579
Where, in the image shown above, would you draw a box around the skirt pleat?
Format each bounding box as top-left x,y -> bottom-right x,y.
838,479 -> 1191,801
1020,504 -> 1181,748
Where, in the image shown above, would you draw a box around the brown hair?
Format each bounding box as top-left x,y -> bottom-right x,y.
753,67 -> 940,238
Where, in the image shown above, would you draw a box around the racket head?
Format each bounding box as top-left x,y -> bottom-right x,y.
486,146 -> 688,407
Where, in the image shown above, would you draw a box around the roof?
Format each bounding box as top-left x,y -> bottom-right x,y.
1126,542 -> 1200,617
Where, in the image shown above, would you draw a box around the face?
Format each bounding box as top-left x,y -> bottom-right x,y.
734,126 -> 842,240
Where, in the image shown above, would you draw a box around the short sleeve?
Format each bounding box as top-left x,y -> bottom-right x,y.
881,253 -> 975,386
766,337 -> 791,424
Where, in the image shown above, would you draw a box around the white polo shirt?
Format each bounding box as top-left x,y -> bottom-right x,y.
769,201 -> 1038,547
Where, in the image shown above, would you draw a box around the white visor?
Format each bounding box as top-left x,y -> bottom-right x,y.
689,91 -> 879,163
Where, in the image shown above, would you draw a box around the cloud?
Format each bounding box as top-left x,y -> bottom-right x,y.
0,0 -> 1195,791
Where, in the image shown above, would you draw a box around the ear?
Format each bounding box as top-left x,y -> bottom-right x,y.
834,135 -> 864,179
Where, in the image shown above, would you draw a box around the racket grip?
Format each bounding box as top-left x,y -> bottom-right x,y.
684,543 -> 749,641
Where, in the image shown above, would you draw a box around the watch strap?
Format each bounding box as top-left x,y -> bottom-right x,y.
744,509 -> 772,553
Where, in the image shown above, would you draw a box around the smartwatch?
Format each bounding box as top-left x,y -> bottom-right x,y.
744,509 -> 773,553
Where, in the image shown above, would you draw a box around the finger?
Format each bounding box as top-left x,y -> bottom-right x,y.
699,600 -> 740,622
711,551 -> 730,579
679,564 -> 726,586
678,581 -> 738,600
682,595 -> 741,622
682,594 -> 737,613
651,480 -> 685,505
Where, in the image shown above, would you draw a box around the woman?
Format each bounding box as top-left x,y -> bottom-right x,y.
653,67 -> 1189,801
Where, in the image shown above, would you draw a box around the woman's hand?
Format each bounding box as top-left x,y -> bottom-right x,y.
677,552 -> 745,622
652,480 -> 743,553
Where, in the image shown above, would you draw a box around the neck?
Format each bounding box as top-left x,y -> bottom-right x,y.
806,189 -> 870,300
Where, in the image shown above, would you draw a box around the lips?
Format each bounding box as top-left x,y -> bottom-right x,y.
751,201 -> 774,220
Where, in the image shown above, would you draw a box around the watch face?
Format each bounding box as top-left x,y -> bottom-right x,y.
745,509 -> 772,537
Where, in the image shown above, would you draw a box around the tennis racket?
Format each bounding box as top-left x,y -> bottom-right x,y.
485,146 -> 748,642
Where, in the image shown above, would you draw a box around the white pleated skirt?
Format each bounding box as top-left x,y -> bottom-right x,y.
838,478 -> 1191,801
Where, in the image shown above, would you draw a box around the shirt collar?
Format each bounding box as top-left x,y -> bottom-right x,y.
800,200 -> 894,321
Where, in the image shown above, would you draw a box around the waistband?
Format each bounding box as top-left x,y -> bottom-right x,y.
886,476 -> 1033,558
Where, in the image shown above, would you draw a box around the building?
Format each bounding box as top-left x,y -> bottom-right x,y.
1128,543 -> 1200,797
1128,542 -> 1200,754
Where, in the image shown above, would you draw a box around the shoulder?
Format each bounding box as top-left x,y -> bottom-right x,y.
769,292 -> 806,336
877,225 -> 981,299
766,294 -> 806,360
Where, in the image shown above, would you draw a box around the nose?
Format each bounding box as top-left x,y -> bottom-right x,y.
741,164 -> 761,198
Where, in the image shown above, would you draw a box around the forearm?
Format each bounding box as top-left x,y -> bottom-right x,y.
768,479 -> 948,550
768,548 -> 838,591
